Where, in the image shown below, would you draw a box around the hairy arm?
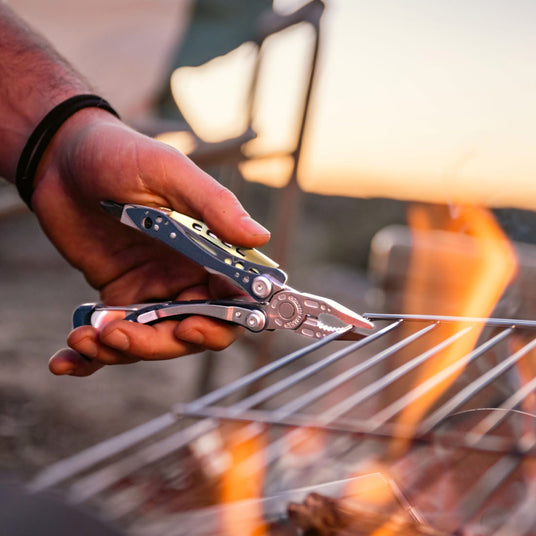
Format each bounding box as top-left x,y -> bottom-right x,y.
0,3 -> 92,182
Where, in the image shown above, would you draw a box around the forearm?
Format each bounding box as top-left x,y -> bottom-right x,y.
0,4 -> 91,182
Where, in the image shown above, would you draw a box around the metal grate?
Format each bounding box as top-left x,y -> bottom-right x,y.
31,314 -> 536,535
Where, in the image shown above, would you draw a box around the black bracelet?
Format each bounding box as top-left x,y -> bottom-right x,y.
15,94 -> 120,210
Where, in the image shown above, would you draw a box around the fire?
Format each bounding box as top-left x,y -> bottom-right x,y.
219,423 -> 268,536
394,203 -> 518,442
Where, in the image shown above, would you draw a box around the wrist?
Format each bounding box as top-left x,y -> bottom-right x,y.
0,4 -> 91,182
16,95 -> 120,210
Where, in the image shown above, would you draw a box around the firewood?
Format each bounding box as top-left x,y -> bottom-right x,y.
286,493 -> 450,536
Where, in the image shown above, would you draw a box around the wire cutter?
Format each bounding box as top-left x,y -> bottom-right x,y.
73,202 -> 373,340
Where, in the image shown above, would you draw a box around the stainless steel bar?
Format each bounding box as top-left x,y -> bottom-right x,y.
365,313 -> 536,329
320,325 -> 474,422
184,326 -> 351,414
421,337 -> 536,433
493,485 -> 536,536
31,328 -> 347,494
370,328 -> 514,427
168,404 -> 530,457
30,412 -> 178,492
68,418 -> 218,503
468,376 -> 536,442
458,452 -> 524,525
270,320 -> 431,421
213,319 -> 403,416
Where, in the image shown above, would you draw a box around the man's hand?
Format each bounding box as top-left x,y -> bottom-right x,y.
31,109 -> 270,376
0,4 -> 269,376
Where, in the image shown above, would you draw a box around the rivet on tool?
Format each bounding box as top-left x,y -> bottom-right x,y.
246,311 -> 265,331
252,276 -> 272,299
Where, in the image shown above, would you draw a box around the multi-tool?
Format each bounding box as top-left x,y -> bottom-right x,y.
73,202 -> 374,340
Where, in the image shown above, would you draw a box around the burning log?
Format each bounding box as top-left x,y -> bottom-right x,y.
285,492 -> 452,536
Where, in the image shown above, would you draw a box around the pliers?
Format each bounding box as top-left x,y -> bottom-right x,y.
73,202 -> 373,340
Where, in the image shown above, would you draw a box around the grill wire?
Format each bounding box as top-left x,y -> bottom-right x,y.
31,314 -> 536,535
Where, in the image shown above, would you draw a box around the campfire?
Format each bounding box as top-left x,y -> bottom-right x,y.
30,201 -> 536,535
24,1 -> 536,533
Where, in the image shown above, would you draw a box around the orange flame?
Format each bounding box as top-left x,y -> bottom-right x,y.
395,203 -> 518,440
219,423 -> 268,536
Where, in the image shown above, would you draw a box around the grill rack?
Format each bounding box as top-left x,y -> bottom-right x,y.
31,314 -> 536,535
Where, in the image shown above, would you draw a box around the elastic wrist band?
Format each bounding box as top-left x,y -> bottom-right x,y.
16,94 -> 120,210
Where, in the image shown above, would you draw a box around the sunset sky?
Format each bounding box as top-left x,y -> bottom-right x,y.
174,0 -> 536,209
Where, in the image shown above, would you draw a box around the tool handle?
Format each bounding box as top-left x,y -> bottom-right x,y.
73,300 -> 267,332
118,204 -> 287,300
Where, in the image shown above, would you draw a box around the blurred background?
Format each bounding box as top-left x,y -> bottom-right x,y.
2,0 -> 536,485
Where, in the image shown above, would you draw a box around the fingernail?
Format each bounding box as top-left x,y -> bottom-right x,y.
102,329 -> 130,351
241,216 -> 270,238
76,337 -> 98,358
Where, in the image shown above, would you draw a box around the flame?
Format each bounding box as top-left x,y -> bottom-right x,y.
342,469 -> 429,535
219,423 -> 268,536
393,203 -> 518,443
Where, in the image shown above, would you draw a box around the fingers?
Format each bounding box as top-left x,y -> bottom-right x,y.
52,314 -> 243,376
96,316 -> 242,357
150,143 -> 271,248
195,186 -> 271,248
49,348 -> 104,377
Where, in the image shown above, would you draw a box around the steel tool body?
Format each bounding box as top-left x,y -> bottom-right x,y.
74,202 -> 373,339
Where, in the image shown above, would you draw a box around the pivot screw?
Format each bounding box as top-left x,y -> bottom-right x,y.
252,276 -> 273,299
246,311 -> 266,332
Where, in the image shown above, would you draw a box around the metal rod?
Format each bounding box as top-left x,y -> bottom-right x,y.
182,327 -> 349,414
218,320 -> 403,416
364,313 -> 536,329
29,412 -> 178,492
421,336 -> 536,433
370,327 -> 514,427
168,405 -> 534,457
69,418 -> 218,504
458,452 -> 524,524
468,376 -> 536,442
321,325 -> 473,422
493,483 -> 536,536
271,320 -> 430,421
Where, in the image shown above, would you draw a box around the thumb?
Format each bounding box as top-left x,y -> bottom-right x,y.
163,154 -> 271,248
199,186 -> 271,248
